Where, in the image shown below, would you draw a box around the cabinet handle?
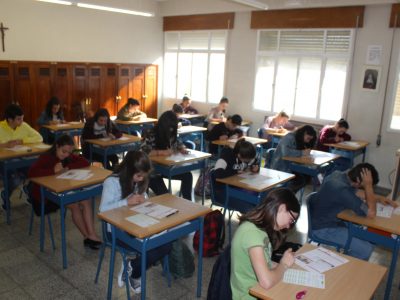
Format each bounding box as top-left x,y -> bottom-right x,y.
142,95 -> 147,99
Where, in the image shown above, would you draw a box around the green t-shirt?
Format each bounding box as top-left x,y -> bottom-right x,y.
230,221 -> 272,300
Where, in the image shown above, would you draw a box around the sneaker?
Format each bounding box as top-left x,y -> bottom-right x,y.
127,277 -> 141,294
118,259 -> 133,288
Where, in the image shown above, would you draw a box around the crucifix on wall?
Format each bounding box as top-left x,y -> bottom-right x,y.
0,22 -> 9,52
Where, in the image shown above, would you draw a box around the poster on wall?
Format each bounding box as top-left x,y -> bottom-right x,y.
361,65 -> 381,92
366,45 -> 382,65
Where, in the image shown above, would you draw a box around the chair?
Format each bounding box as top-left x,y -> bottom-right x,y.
264,148 -> 276,169
306,192 -> 342,251
207,244 -> 232,300
257,128 -> 263,138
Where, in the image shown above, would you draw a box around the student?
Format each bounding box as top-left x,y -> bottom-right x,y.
207,114 -> 243,155
117,98 -> 147,121
28,134 -> 102,249
179,96 -> 198,114
81,108 -> 122,170
206,97 -> 229,129
261,111 -> 295,139
271,125 -> 317,192
213,139 -> 260,212
37,96 -> 66,143
310,163 -> 397,260
172,103 -> 190,126
317,118 -> 351,152
141,110 -> 193,200
231,188 -> 300,299
99,150 -> 172,293
0,104 -> 43,209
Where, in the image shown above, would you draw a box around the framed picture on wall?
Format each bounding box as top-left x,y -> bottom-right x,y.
361,65 -> 381,92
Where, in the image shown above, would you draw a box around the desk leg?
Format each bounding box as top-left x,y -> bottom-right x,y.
362,148 -> 366,162
107,226 -> 116,300
141,239 -> 148,300
200,133 -> 204,152
202,160 -> 206,205
60,199 -> 67,269
103,148 -> 108,169
197,217 -> 204,297
168,173 -> 172,193
40,186 -> 45,251
89,144 -> 93,165
384,238 -> 400,300
3,166 -> 10,224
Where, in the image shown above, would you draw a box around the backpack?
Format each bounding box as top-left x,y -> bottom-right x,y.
168,239 -> 195,279
193,210 -> 225,257
194,166 -> 211,197
207,244 -> 232,300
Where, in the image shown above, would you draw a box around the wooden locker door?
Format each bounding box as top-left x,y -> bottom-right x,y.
0,62 -> 14,110
33,63 -> 53,129
14,63 -> 35,125
72,65 -> 89,118
87,65 -> 102,115
132,65 -> 145,111
144,65 -> 158,118
102,65 -> 117,116
117,65 -> 133,108
52,64 -> 72,121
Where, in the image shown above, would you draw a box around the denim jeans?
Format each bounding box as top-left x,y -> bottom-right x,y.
313,227 -> 374,261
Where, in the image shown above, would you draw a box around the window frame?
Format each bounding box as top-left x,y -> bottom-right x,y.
388,45 -> 400,133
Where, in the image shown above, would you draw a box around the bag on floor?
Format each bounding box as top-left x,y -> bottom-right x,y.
194,166 -> 211,197
193,209 -> 225,257
168,239 -> 195,279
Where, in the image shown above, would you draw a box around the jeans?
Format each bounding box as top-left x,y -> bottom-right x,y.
148,173 -> 193,201
313,227 -> 374,261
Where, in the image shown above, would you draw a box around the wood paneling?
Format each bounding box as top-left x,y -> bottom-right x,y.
33,63 -> 53,126
102,65 -> 118,116
390,4 -> 400,28
144,65 -> 158,118
251,6 -> 364,29
52,64 -> 72,120
0,62 -> 14,111
14,63 -> 35,125
164,12 -> 235,31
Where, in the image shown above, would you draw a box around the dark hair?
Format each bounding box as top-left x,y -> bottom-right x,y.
45,97 -> 62,119
154,110 -> 178,149
220,97 -> 229,104
239,188 -> 300,249
114,150 -> 152,198
228,114 -> 242,126
233,139 -> 256,160
127,98 -> 140,106
348,163 -> 379,186
172,104 -> 183,114
5,104 -> 23,120
94,108 -> 110,122
336,118 -> 349,129
182,96 -> 190,102
295,125 -> 317,149
48,134 -> 75,155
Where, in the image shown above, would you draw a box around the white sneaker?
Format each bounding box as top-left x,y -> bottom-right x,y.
117,259 -> 133,288
128,277 -> 141,294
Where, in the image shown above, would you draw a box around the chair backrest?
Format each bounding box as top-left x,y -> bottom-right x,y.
264,148 -> 276,168
257,128 -> 263,138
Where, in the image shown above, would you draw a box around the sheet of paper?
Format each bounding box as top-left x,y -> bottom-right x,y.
99,137 -> 111,141
393,206 -> 400,215
339,141 -> 360,148
56,123 -> 69,127
5,145 -> 31,152
376,203 -> 394,218
34,144 -> 51,149
165,152 -> 196,161
56,170 -> 93,180
295,247 -> 348,274
125,214 -> 159,227
283,269 -> 325,289
131,202 -> 178,219
119,136 -> 129,140
69,121 -> 81,125
239,173 -> 274,187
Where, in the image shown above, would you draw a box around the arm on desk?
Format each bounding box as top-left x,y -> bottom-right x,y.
21,123 -> 43,144
99,177 -> 128,212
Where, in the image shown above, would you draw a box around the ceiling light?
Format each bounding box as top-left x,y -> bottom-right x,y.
77,3 -> 154,17
37,0 -> 72,5
232,0 -> 268,10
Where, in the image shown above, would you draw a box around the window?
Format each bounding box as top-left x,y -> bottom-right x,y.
253,30 -> 354,122
163,31 -> 227,103
390,58 -> 400,130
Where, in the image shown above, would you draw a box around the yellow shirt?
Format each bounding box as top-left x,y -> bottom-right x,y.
0,120 -> 43,144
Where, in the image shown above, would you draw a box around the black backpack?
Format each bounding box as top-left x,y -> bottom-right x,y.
207,244 -> 232,300
168,239 -> 195,279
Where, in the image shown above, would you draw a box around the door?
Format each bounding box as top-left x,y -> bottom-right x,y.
102,65 -> 118,116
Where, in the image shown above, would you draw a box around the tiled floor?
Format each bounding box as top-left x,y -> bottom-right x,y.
0,174 -> 399,299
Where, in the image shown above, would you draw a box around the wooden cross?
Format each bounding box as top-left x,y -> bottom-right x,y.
0,22 -> 9,52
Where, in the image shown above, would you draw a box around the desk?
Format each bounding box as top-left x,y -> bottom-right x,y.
0,143 -> 51,224
41,122 -> 84,142
180,113 -> 206,125
150,150 -> 211,203
283,150 -> 340,190
338,208 -> 400,300
178,125 -> 207,151
30,166 -> 112,269
212,136 -> 268,157
263,129 -> 289,148
115,118 -> 157,135
324,140 -> 369,166
249,243 -> 386,300
85,134 -> 141,167
98,194 -> 211,300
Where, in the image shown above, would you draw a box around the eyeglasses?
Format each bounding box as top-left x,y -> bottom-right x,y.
288,210 -> 297,226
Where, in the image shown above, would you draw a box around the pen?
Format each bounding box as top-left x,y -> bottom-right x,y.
165,210 -> 178,217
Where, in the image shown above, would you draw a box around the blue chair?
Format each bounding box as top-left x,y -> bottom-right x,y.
264,148 -> 276,169
257,128 -> 263,138
306,192 -> 342,251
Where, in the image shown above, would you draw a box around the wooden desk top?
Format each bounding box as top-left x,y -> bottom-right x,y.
216,168 -> 295,192
0,143 -> 51,160
115,118 -> 158,125
212,136 -> 268,148
263,129 -> 290,137
337,207 -> 400,235
42,122 -> 84,131
29,166 -> 112,193
249,243 -> 386,300
85,134 -> 141,147
98,194 -> 211,239
283,150 -> 340,166
180,113 -> 206,119
324,140 -> 370,151
150,150 -> 211,166
178,125 -> 207,134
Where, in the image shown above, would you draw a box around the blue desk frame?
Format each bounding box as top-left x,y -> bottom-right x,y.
116,122 -> 155,135
329,147 -> 367,167
287,162 -> 334,191
39,184 -> 103,269
41,126 -> 83,144
107,217 -> 205,300
178,131 -> 205,151
343,222 -> 399,300
89,142 -> 140,168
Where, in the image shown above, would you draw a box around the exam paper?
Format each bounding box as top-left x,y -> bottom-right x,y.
166,152 -> 196,161
125,214 -> 159,227
5,145 -> 31,152
295,247 -> 348,274
376,203 -> 394,218
119,136 -> 129,140
69,121 -> 81,125
55,123 -> 69,127
238,173 -> 274,187
131,202 -> 178,219
34,144 -> 51,149
339,141 -> 360,148
56,170 -> 93,180
283,269 -> 325,289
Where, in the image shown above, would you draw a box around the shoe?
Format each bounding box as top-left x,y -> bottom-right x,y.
83,238 -> 102,250
127,277 -> 141,294
118,259 -> 133,288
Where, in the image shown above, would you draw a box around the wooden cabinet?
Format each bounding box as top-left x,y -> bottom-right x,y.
0,60 -> 158,127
